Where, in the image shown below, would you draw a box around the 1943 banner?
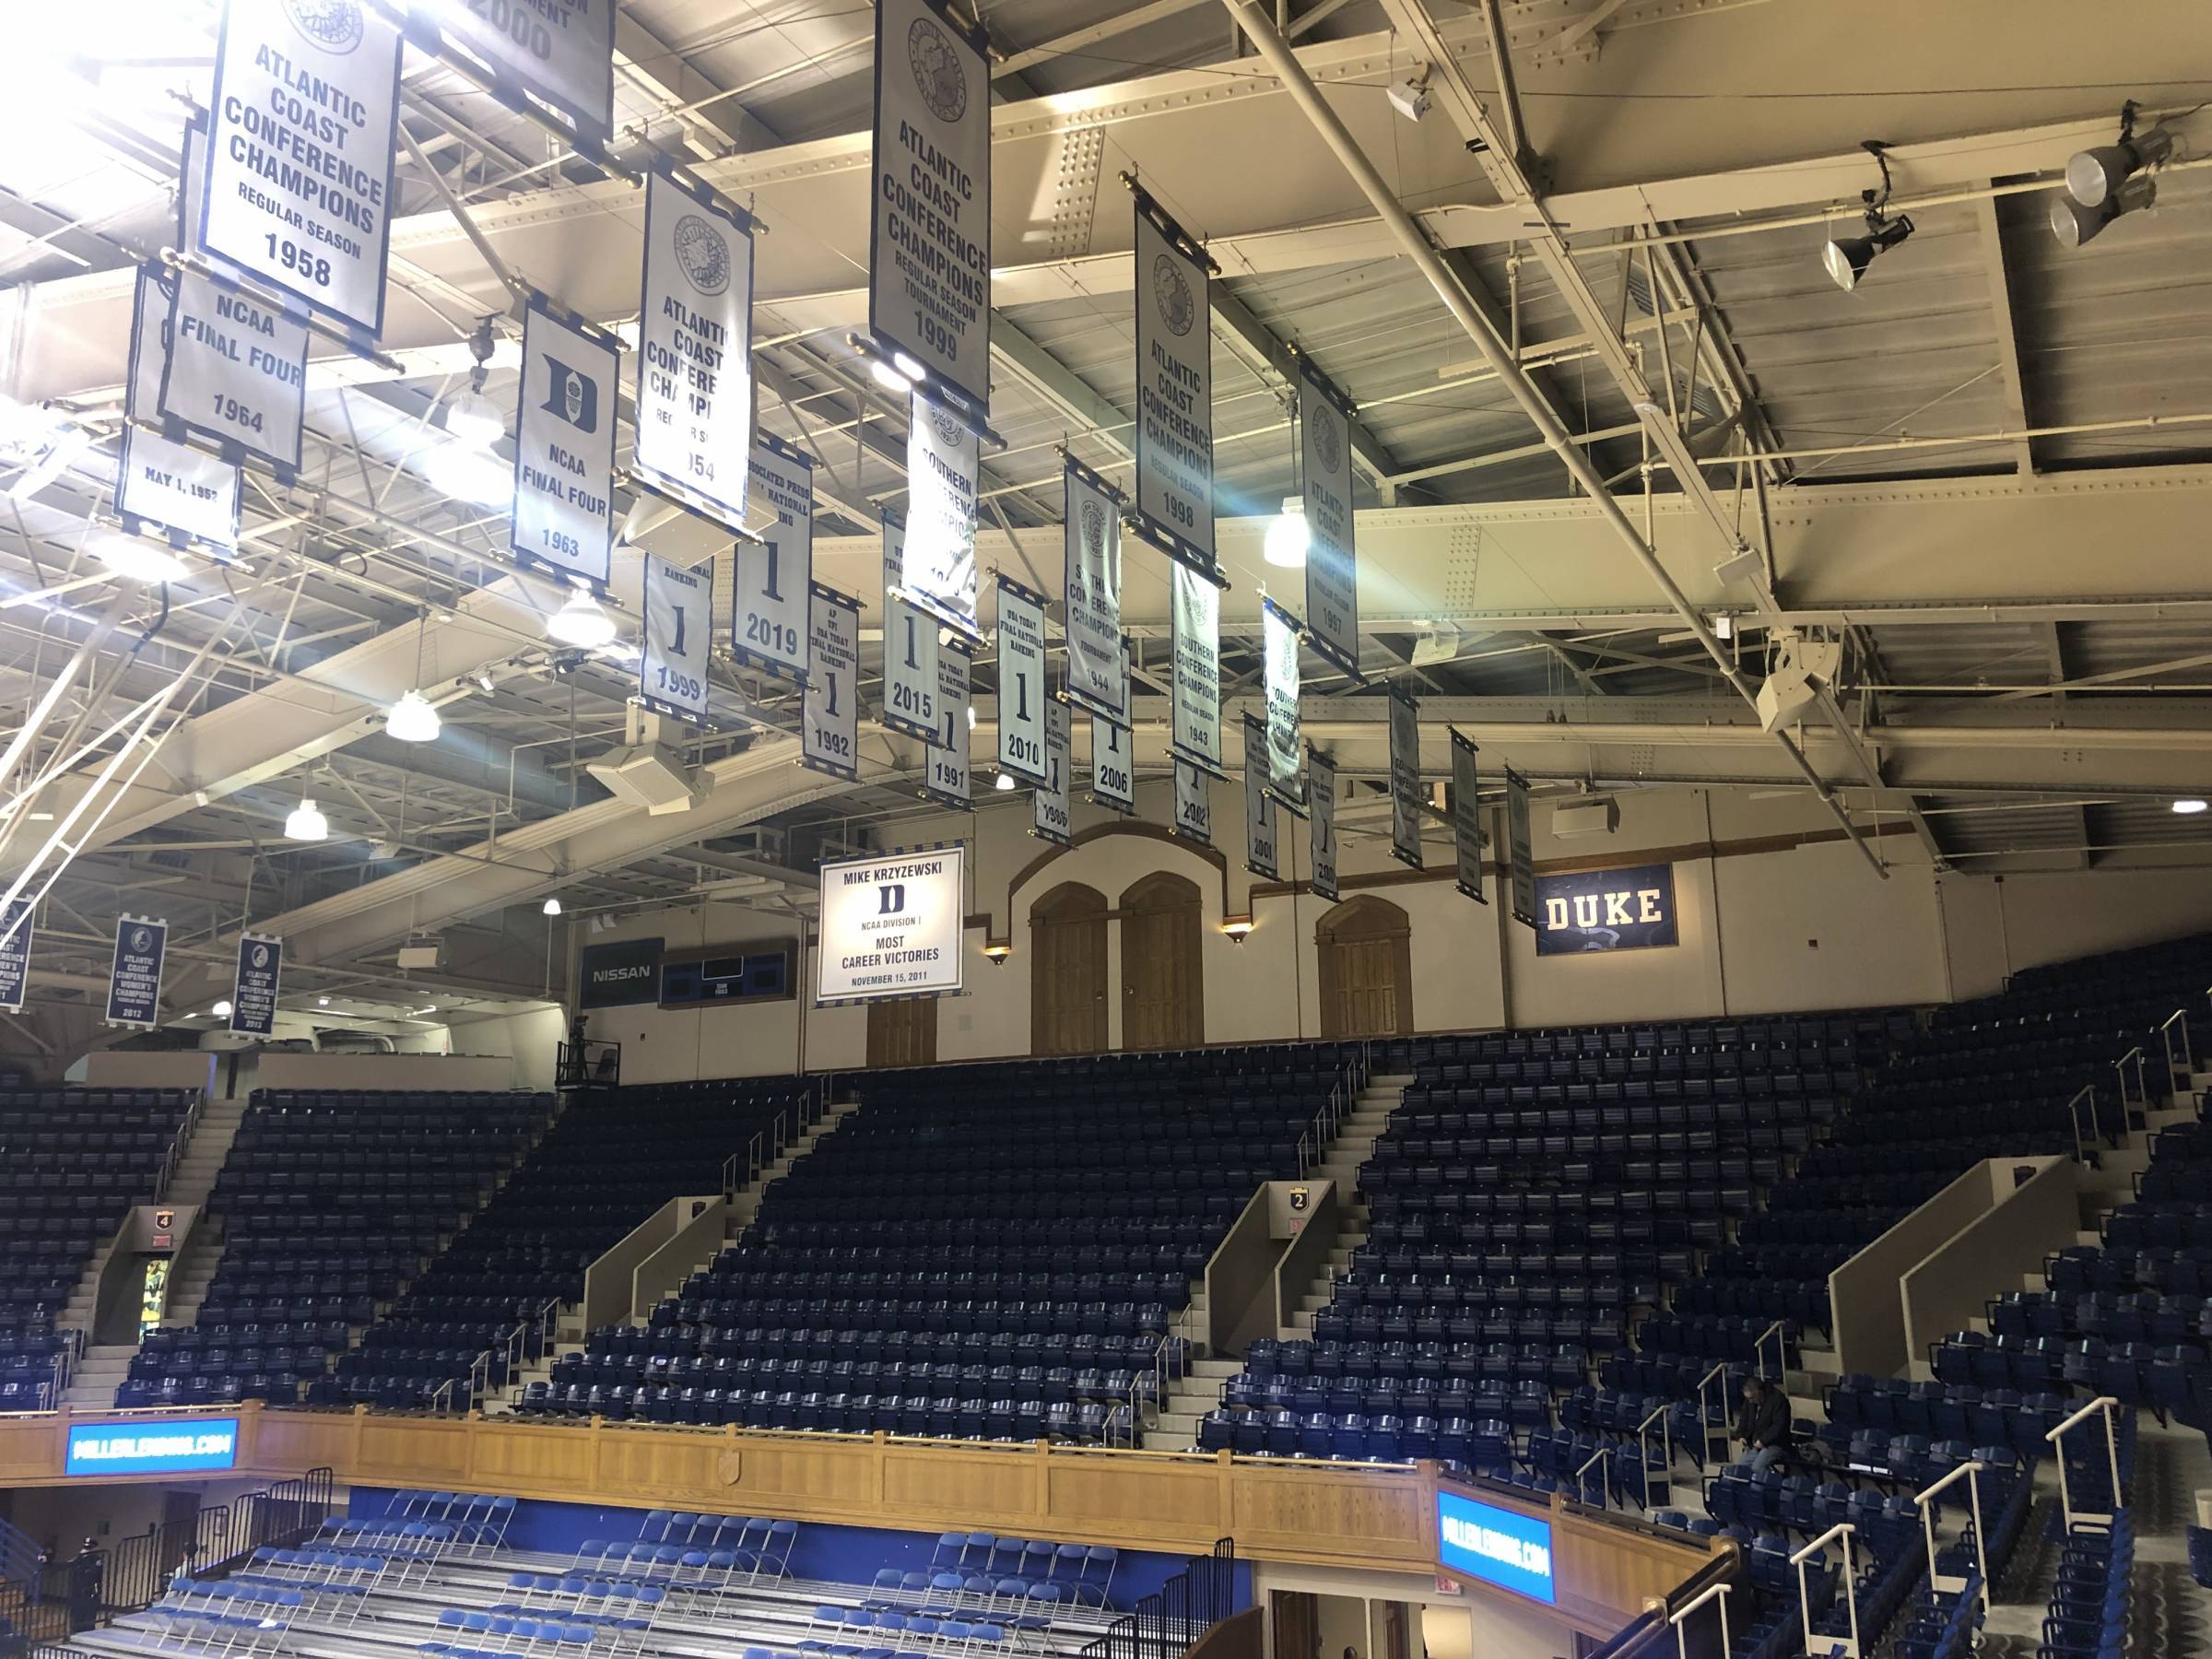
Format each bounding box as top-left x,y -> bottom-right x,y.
1262,596 -> 1303,810
994,575 -> 1049,784
1243,717 -> 1279,880
803,582 -> 861,780
1308,748 -> 1339,903
902,396 -> 981,639
229,932 -> 282,1038
735,434 -> 813,681
399,0 -> 615,151
1132,193 -> 1216,577
640,553 -> 712,724
633,166 -> 756,532
1505,766 -> 1538,929
1299,359 -> 1361,679
924,640 -> 972,808
1063,456 -> 1125,720
121,268 -> 240,559
1451,728 -> 1486,904
1171,561 -> 1222,776
879,513 -> 937,743
1173,759 -> 1212,847
512,296 -> 618,588
107,916 -> 167,1030
1389,691 -> 1423,869
1033,699 -> 1071,845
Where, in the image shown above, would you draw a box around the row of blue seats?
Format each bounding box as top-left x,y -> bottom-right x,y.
519,1385 -> 1130,1441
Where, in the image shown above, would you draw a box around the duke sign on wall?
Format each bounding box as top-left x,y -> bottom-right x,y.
1533,864 -> 1678,956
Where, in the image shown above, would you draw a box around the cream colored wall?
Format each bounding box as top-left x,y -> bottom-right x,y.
444,1005 -> 569,1091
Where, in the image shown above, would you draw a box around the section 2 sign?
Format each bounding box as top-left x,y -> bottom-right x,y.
1435,1489 -> 1555,1605
1533,863 -> 1678,956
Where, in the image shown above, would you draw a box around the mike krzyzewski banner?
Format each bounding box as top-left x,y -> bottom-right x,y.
816,845 -> 967,1004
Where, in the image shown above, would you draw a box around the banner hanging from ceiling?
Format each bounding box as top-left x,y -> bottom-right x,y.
1170,561 -> 1222,776
879,513 -> 937,743
397,0 -> 615,156
0,900 -> 32,1016
1173,758 -> 1212,847
1298,358 -> 1361,679
633,166 -> 756,533
901,395 -> 981,640
640,553 -> 712,724
1091,708 -> 1134,815
512,295 -> 617,589
1451,728 -> 1486,904
1389,691 -> 1423,869
994,574 -> 1049,784
1535,864 -> 1677,956
1034,698 -> 1071,846
734,433 -> 813,682
816,844 -> 967,1004
1308,748 -> 1338,903
1062,456 -> 1125,721
228,932 -> 282,1037
201,0 -> 402,341
106,915 -> 167,1030
924,639 -> 972,807
803,582 -> 861,780
160,117 -> 309,477
120,269 -> 240,560
1132,191 -> 1217,578
1243,717 -> 1279,881
867,0 -> 992,409
1262,596 -> 1304,811
1504,768 -> 1538,927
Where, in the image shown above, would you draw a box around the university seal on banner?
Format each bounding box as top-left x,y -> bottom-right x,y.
1079,499 -> 1107,561
674,215 -> 732,296
285,0 -> 364,53
1152,254 -> 1195,336
927,403 -> 965,451
250,944 -> 271,970
1312,405 -> 1342,475
908,18 -> 969,123
130,927 -> 153,954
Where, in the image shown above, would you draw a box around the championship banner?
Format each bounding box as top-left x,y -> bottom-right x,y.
1173,759 -> 1213,847
1505,766 -> 1537,929
640,553 -> 712,724
1170,561 -> 1222,776
1389,691 -> 1423,869
1243,717 -> 1279,881
1132,192 -> 1216,577
879,512 -> 936,742
901,395 -> 981,639
1091,711 -> 1134,815
160,117 -> 309,477
106,915 -> 167,1030
633,166 -> 756,533
867,0 -> 992,408
395,0 -> 615,156
513,296 -> 618,588
202,0 -> 403,340
121,268 -> 240,559
816,844 -> 967,1004
1033,699 -> 1071,846
803,582 -> 862,780
1298,359 -> 1361,679
1062,456 -> 1126,720
994,574 -> 1049,784
1262,595 -> 1304,810
0,899 -> 32,1015
924,640 -> 972,808
229,932 -> 281,1037
1308,749 -> 1339,903
735,433 -> 813,682
1451,728 -> 1486,905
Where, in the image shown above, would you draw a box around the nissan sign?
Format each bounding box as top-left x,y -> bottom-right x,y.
579,937 -> 664,1007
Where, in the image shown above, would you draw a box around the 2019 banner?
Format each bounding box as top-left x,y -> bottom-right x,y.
803,583 -> 861,780
640,553 -> 712,724
735,434 -> 814,682
512,297 -> 618,588
633,167 -> 756,533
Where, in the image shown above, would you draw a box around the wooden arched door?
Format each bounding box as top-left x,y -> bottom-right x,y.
1316,895 -> 1414,1038
866,997 -> 937,1068
1030,882 -> 1108,1054
1121,871 -> 1204,1051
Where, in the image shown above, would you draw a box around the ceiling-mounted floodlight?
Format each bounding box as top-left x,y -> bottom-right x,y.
994,771 -> 1017,792
385,689 -> 441,744
2174,798 -> 2209,816
1823,140 -> 1914,291
444,318 -> 504,447
2054,102 -> 2170,248
547,587 -> 617,648
542,896 -> 563,916
283,796 -> 329,842
1264,497 -> 1309,569
94,530 -> 187,583
211,999 -> 233,1019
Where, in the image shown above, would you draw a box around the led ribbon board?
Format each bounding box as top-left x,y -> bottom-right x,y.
66,1418 -> 240,1477
1436,1490 -> 1556,1605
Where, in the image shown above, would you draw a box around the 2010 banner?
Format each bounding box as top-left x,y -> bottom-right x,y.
1173,759 -> 1212,847
1308,748 -> 1339,903
1170,561 -> 1222,776
994,575 -> 1048,784
1243,716 -> 1279,880
735,434 -> 813,682
640,553 -> 712,724
1505,766 -> 1537,929
396,0 -> 615,155
1033,699 -> 1071,846
633,166 -> 756,533
1262,596 -> 1303,810
106,915 -> 167,1030
924,640 -> 972,807
1389,691 -> 1423,869
512,296 -> 618,588
1062,456 -> 1125,721
120,269 -> 239,559
878,512 -> 937,743
0,900 -> 31,1015
1299,359 -> 1361,680
229,932 -> 282,1038
901,395 -> 980,640
1451,728 -> 1486,904
1132,193 -> 1217,578
803,582 -> 862,780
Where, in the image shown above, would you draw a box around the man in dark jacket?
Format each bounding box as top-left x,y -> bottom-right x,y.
1735,1376 -> 1791,1473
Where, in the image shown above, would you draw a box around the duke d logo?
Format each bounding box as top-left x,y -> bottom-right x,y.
542,359 -> 599,434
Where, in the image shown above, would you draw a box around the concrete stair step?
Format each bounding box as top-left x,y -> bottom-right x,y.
1189,1358 -> 1241,1379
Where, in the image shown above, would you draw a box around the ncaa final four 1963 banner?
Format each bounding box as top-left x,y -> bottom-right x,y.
513,295 -> 618,588
817,845 -> 966,1004
633,166 -> 756,534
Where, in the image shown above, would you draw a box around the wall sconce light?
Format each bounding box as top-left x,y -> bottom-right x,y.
1220,914 -> 1254,944
982,938 -> 1012,965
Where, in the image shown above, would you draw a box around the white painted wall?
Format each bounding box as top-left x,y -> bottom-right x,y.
83,1053 -> 219,1093
252,1053 -> 523,1092
445,1004 -> 569,1091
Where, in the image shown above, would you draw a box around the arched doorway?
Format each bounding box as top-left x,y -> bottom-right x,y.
1121,871 -> 1204,1051
1030,882 -> 1108,1054
866,997 -> 937,1068
1316,895 -> 1414,1038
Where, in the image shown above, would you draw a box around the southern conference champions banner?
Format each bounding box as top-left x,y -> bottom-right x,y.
1132,192 -> 1215,576
640,554 -> 712,724
1262,596 -> 1303,809
1451,729 -> 1486,904
994,575 -> 1048,784
867,0 -> 992,407
1535,864 -> 1678,956
817,845 -> 967,1004
1171,562 -> 1222,775
107,916 -> 167,1030
202,0 -> 402,339
122,269 -> 240,558
1033,700 -> 1071,845
803,582 -> 861,780
1299,359 -> 1361,678
1308,750 -> 1339,903
0,900 -> 32,1015
634,167 -> 756,532
1243,717 -> 1278,880
1174,759 -> 1212,847
229,933 -> 281,1038
924,641 -> 972,807
1389,691 -> 1423,868
1505,767 -> 1538,928
903,397 -> 980,639
401,0 -> 615,150
735,434 -> 814,681
879,515 -> 937,744
1062,457 -> 1125,721
513,297 -> 618,587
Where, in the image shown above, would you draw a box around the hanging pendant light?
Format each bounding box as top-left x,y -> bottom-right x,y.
547,587 -> 617,647
385,689 -> 441,743
283,796 -> 328,841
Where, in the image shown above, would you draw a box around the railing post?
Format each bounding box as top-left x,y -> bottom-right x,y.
1792,1524 -> 1858,1659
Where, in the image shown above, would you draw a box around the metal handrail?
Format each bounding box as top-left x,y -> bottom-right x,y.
1637,1402 -> 1673,1485
1575,1443 -> 1611,1504
2114,1046 -> 2147,1116
153,1090 -> 205,1205
1667,1580 -> 1731,1659
2065,1084 -> 2101,1163
2159,1009 -> 2193,1092
1695,1361 -> 1733,1458
1752,1319 -> 1787,1382
1913,1459 -> 1990,1614
2045,1394 -> 2124,1526
1790,1523 -> 1859,1659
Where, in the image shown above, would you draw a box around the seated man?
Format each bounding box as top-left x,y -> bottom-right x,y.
1735,1376 -> 1792,1474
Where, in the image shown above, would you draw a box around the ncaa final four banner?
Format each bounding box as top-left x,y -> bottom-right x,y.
1451,728 -> 1486,905
512,295 -> 618,588
201,0 -> 403,342
392,0 -> 616,158
816,844 -> 967,1005
1505,766 -> 1537,929
901,395 -> 981,641
121,268 -> 241,560
106,916 -> 168,1030
1033,699 -> 1071,846
1389,690 -> 1423,869
994,575 -> 1049,785
803,582 -> 862,781
633,166 -> 756,534
1062,456 -> 1125,722
1262,595 -> 1304,811
229,932 -> 282,1038
640,553 -> 712,725
1242,717 -> 1279,881
924,639 -> 973,809
735,434 -> 814,682
878,513 -> 938,744
1308,748 -> 1339,903
1298,359 -> 1362,680
868,0 -> 992,409
1131,189 -> 1217,579
1171,561 -> 1223,776
1173,759 -> 1212,848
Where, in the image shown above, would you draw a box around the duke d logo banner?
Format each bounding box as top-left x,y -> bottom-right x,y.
512,296 -> 618,588
1389,691 -> 1423,869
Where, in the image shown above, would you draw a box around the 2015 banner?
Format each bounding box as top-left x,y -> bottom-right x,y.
924,640 -> 972,807
816,845 -> 967,1005
1170,561 -> 1222,776
1308,748 -> 1339,903
1132,193 -> 1216,578
1173,759 -> 1212,847
878,512 -> 937,743
1262,596 -> 1303,810
1451,728 -> 1486,905
902,395 -> 981,639
994,575 -> 1048,784
202,0 -> 402,339
1389,691 -> 1423,869
120,268 -> 240,559
1505,766 -> 1537,928
640,553 -> 712,724
1299,359 -> 1361,679
0,900 -> 31,1015
1243,717 -> 1279,880
106,915 -> 167,1030
803,582 -> 861,780
867,0 -> 992,407
1062,456 -> 1125,721
735,433 -> 813,682
512,296 -> 617,588
229,932 -> 281,1037
1033,699 -> 1071,846
633,166 -> 756,533
398,0 -> 615,154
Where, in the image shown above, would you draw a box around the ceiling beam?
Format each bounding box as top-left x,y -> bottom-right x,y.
613,12 -> 786,156
1207,286 -> 1404,497
1974,190 -> 2038,475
